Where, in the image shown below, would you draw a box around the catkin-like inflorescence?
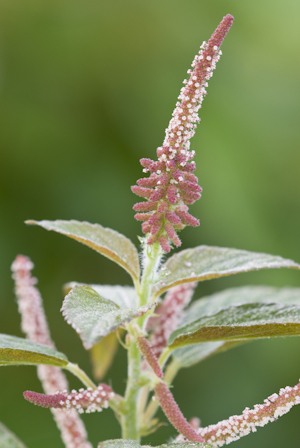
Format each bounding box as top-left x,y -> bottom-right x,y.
132,15 -> 234,252
155,382 -> 204,442
24,384 -> 115,415
11,255 -> 92,448
136,335 -> 163,378
147,282 -> 197,359
176,379 -> 300,447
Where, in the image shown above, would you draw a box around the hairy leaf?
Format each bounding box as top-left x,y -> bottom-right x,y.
183,286 -> 300,322
173,286 -> 300,366
26,220 -> 140,282
0,334 -> 68,367
169,302 -> 300,348
153,246 -> 300,297
0,422 -> 28,448
98,440 -> 211,448
62,286 -> 154,349
64,283 -> 138,308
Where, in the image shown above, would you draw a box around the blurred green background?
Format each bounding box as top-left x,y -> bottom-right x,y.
0,0 -> 300,446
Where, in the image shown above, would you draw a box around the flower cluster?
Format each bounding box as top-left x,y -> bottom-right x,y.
155,381 -> 203,442
132,14 -> 234,252
177,380 -> 300,446
24,384 -> 115,414
147,282 -> 197,359
11,255 -> 92,448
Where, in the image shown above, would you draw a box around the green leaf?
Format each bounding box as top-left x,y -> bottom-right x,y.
62,286 -> 154,349
153,246 -> 300,297
182,286 -> 300,322
64,283 -> 138,308
169,302 -> 300,348
0,334 -> 68,367
26,220 -> 140,282
0,422 -> 28,448
173,285 -> 300,366
98,440 -> 211,448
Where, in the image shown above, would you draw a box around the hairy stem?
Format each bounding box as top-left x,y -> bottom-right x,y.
121,329 -> 142,441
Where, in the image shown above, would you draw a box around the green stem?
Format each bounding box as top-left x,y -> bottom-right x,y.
121,329 -> 141,441
138,241 -> 162,307
66,362 -> 97,389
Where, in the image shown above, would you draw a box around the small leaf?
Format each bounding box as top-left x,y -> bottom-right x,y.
26,220 -> 140,282
0,422 -> 28,448
0,334 -> 68,367
169,302 -> 300,348
62,286 -> 154,349
153,246 -> 300,297
90,332 -> 119,380
64,283 -> 138,308
98,441 -> 211,448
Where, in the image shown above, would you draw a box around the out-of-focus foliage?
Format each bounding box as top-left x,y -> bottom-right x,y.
0,1 -> 299,447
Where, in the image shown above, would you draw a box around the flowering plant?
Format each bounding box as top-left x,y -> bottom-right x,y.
1,13 -> 300,448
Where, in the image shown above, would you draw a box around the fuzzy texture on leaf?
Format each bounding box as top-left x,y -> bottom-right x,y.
132,15 -> 234,252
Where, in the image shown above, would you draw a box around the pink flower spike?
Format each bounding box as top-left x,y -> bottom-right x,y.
24,384 -> 115,414
12,255 -> 92,448
155,382 -> 204,442
147,282 -> 197,358
176,378 -> 300,446
132,15 -> 233,251
136,336 -> 163,378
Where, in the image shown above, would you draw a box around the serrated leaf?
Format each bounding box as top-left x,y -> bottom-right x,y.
0,422 -> 28,448
98,440 -> 211,448
62,286 -> 154,349
26,220 -> 140,282
90,332 -> 119,380
169,302 -> 300,348
153,246 -> 300,297
64,283 -> 138,308
0,334 -> 68,367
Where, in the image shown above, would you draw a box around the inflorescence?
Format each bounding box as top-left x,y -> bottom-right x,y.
176,380 -> 300,446
132,14 -> 234,252
24,384 -> 115,415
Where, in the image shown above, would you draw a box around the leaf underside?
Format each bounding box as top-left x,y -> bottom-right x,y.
26,219 -> 140,282
172,285 -> 300,366
98,440 -> 211,448
62,286 -> 154,349
0,334 -> 68,367
0,422 -> 28,448
169,302 -> 300,348
154,246 -> 300,297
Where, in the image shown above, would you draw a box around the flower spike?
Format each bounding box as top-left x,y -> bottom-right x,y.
11,255 -> 92,448
176,379 -> 300,447
24,384 -> 115,415
132,15 -> 234,251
